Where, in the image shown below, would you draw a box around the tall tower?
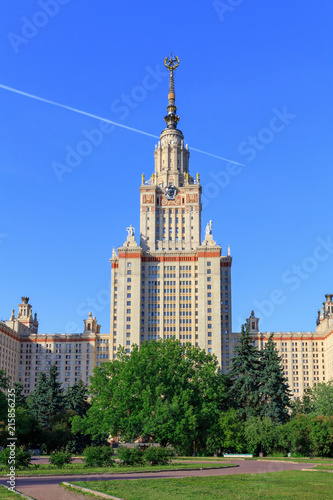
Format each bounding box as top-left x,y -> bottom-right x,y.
110,56 -> 232,369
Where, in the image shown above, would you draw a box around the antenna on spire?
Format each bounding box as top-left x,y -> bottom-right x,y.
164,54 -> 180,129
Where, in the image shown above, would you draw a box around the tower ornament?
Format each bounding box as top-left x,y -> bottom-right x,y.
164,54 -> 180,71
165,184 -> 177,200
126,225 -> 135,237
164,53 -> 180,129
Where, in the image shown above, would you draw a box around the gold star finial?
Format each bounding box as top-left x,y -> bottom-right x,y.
164,54 -> 179,71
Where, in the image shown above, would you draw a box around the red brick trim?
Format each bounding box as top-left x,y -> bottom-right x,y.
118,253 -> 142,258
141,256 -> 198,262
197,251 -> 221,258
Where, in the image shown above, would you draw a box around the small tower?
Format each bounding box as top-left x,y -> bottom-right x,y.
247,310 -> 259,334
16,297 -> 38,333
84,312 -> 101,334
317,294 -> 333,332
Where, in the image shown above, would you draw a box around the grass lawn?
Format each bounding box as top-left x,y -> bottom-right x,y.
0,486 -> 23,500
70,470 -> 333,499
177,457 -> 233,461
179,456 -> 333,465
313,465 -> 333,470
243,457 -> 333,465
0,462 -> 231,476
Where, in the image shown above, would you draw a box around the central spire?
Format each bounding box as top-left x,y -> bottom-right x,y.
164,53 -> 180,129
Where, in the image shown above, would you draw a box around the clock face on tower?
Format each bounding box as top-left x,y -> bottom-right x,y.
165,184 -> 176,200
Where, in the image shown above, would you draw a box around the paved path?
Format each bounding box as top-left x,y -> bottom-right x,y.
0,460 -> 316,500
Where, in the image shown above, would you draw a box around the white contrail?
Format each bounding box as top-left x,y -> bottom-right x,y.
189,147 -> 244,165
0,83 -> 158,139
0,83 -> 244,166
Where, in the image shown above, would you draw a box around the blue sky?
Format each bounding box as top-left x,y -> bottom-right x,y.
0,1 -> 332,334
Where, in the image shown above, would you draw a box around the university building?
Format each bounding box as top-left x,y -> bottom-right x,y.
110,54 -> 231,365
0,297 -> 110,395
1,56 -> 332,400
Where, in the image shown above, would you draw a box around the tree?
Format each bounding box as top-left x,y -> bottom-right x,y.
15,407 -> 40,448
0,369 -> 10,390
245,416 -> 278,455
64,380 -> 90,416
228,324 -> 262,419
290,382 -> 333,418
277,414 -> 311,456
307,415 -> 333,457
48,364 -> 64,416
260,335 -> 291,423
311,381 -> 333,416
72,339 -> 228,455
13,382 -> 26,408
290,386 -> 314,417
28,365 -> 64,429
207,408 -> 246,455
0,373 -> 8,424
28,372 -> 52,429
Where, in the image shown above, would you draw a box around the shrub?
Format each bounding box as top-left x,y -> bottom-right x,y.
0,446 -> 32,469
83,446 -> 115,467
144,446 -> 172,465
116,446 -> 144,466
49,449 -> 73,468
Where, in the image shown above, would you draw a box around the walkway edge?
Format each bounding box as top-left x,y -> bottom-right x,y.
62,482 -> 123,500
0,484 -> 35,500
301,468 -> 333,473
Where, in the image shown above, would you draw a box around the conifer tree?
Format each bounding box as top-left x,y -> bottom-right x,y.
64,380 -> 90,416
28,364 -> 64,429
228,324 -> 262,419
261,335 -> 291,423
48,364 -> 64,416
28,372 -> 51,429
13,382 -> 26,408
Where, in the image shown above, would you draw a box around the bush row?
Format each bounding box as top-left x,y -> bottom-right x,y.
0,445 -> 173,469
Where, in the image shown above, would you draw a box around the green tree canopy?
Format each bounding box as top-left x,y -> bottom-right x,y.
311,381 -> 333,416
291,381 -> 333,418
72,339 -> 228,455
260,335 -> 291,423
245,416 -> 278,455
